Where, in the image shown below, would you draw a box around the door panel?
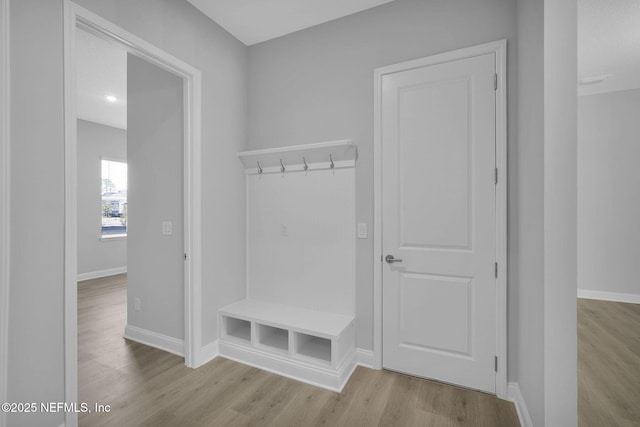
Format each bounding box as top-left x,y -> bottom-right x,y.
382,53 -> 496,393
399,78 -> 471,249
399,273 -> 472,355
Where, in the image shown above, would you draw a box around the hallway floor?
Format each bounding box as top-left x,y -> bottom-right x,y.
578,298 -> 640,427
78,274 -> 519,426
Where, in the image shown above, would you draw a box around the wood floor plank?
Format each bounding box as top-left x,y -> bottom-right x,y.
337,368 -> 396,427
78,274 -> 521,427
377,372 -> 427,427
578,298 -> 640,427
266,383 -> 334,427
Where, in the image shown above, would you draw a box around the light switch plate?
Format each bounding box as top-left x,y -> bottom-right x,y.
162,221 -> 172,235
357,223 -> 367,239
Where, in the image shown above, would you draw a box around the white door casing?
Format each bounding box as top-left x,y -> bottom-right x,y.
373,40 -> 507,398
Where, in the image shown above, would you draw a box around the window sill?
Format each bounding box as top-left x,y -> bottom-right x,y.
100,234 -> 127,241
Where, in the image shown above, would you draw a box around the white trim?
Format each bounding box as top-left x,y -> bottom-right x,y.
219,340 -> 356,392
197,340 -> 219,366
237,140 -> 356,175
508,382 -> 533,427
356,348 -> 375,369
124,325 -> 184,357
372,49 -> 383,370
578,289 -> 640,305
0,1 -> 10,426
77,267 -> 127,282
63,7 -> 79,427
64,3 -> 202,426
494,40 -> 509,400
77,115 -> 126,131
99,234 -> 126,241
100,155 -> 126,163
372,40 -> 508,397
237,139 -> 354,158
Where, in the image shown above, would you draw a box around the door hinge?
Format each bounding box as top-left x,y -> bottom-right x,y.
495,262 -> 498,278
184,253 -> 188,261
495,356 -> 498,372
495,167 -> 498,185
494,73 -> 498,91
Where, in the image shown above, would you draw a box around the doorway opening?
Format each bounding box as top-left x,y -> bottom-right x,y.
64,2 -> 202,426
576,2 -> 640,424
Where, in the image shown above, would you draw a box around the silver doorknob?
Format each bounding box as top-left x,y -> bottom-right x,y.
385,255 -> 403,263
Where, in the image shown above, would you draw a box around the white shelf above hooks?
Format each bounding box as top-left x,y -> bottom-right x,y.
237,140 -> 356,174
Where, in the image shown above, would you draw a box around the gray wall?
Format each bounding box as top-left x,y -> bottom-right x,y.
0,0 -> 9,422
578,89 -> 640,297
543,1 -> 577,425
247,0 -> 518,354
7,1 -> 247,425
74,0 -> 248,347
8,1 -> 65,425
77,119 -> 127,276
515,0 -> 545,422
127,54 -> 184,340
515,0 -> 578,425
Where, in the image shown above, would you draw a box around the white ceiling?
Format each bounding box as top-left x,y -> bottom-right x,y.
186,0 -> 395,46
578,0 -> 640,96
76,28 -> 127,130
76,1 -> 394,129
81,0 -> 640,126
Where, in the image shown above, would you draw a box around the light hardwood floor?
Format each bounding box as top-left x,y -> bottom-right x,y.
578,298 -> 640,427
78,274 -> 519,426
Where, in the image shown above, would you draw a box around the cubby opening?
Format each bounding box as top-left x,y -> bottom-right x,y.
295,332 -> 331,363
223,316 -> 251,343
257,324 -> 289,352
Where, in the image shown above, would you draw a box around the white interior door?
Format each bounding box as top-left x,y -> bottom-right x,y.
381,53 -> 497,393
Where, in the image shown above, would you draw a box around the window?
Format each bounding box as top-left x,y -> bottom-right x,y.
101,159 -> 127,237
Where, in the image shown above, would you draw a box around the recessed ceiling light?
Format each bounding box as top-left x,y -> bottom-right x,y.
104,95 -> 118,103
578,75 -> 612,86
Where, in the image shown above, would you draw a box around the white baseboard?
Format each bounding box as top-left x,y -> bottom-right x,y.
78,266 -> 126,282
508,382 -> 533,427
578,289 -> 640,304
197,339 -> 219,367
124,325 -> 184,357
356,348 -> 375,368
219,340 -> 355,392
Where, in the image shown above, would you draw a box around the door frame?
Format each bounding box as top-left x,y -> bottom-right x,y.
372,39 -> 508,399
63,2 -> 202,425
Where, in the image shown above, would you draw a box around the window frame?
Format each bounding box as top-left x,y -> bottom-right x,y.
100,156 -> 128,240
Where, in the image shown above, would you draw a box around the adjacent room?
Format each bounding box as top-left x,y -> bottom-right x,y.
577,1 -> 640,425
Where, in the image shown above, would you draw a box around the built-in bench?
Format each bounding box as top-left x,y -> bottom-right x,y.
218,299 -> 356,392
